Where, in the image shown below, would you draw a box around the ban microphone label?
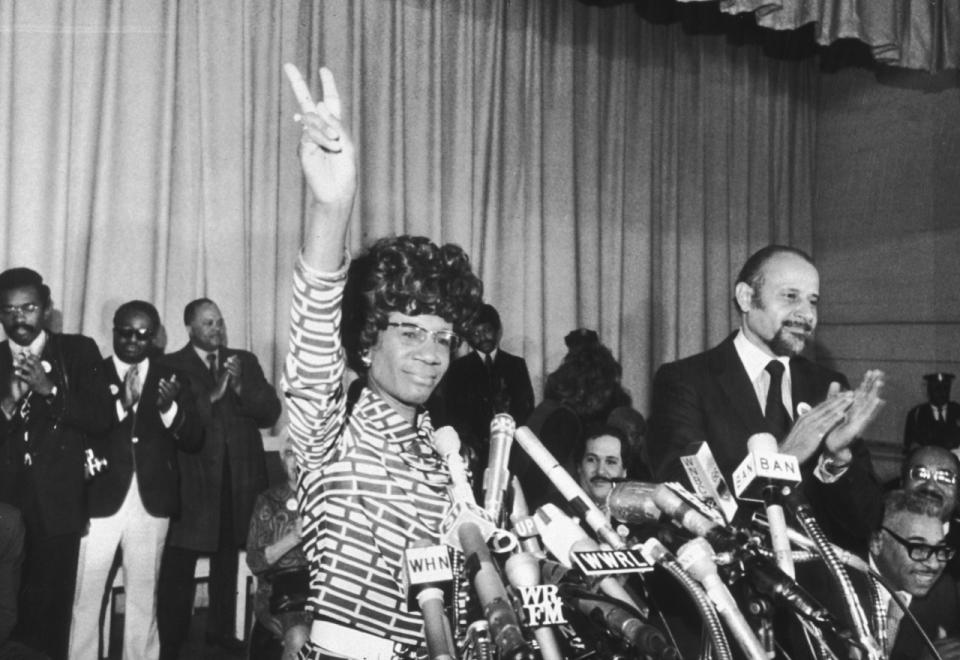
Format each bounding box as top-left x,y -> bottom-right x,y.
733,452 -> 802,499
571,549 -> 653,576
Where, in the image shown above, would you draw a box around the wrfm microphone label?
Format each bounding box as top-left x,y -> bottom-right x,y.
518,585 -> 566,626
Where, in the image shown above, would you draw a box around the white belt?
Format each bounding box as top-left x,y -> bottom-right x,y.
310,619 -> 395,659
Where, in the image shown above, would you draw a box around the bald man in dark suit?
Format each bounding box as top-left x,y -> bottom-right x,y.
649,246 -> 885,552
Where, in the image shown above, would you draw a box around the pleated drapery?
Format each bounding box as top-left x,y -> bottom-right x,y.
0,0 -> 816,415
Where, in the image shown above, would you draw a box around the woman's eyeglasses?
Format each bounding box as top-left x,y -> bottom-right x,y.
386,322 -> 461,351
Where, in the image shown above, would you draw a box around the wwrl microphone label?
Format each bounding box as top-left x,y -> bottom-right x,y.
571,549 -> 653,576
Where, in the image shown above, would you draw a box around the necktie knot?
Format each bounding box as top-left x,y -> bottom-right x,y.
484,353 -> 494,370
765,360 -> 785,379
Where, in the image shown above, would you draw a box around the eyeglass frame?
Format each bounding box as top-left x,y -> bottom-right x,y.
908,465 -> 958,487
384,321 -> 461,351
0,302 -> 42,316
113,326 -> 156,341
881,526 -> 956,562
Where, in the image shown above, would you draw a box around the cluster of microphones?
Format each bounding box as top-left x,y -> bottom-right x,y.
399,414 -> 930,660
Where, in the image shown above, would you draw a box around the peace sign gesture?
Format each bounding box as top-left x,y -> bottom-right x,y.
284,64 -> 357,270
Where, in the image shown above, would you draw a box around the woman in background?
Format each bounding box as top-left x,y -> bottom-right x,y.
245,438 -> 309,660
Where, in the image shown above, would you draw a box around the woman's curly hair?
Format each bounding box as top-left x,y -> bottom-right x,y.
544,328 -> 632,424
341,235 -> 484,372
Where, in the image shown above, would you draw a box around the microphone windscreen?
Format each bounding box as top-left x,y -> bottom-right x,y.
747,432 -> 778,454
434,426 -> 461,456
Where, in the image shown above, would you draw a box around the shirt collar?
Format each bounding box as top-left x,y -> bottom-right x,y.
734,329 -> 790,383
192,345 -> 217,365
868,554 -> 913,610
111,355 -> 149,380
475,348 -> 498,362
9,330 -> 47,359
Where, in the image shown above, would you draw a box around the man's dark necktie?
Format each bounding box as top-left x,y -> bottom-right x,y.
765,360 -> 791,441
207,352 -> 218,379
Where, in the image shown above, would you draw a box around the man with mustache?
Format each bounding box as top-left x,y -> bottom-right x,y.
648,245 -> 885,551
575,425 -> 629,508
901,445 -> 959,524
0,267 -> 113,659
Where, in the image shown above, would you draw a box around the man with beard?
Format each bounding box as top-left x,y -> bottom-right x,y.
901,445 -> 959,524
648,245 -> 885,551
0,267 -> 113,659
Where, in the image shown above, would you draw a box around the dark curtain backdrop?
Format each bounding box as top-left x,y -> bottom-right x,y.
0,0 -> 816,423
595,0 -> 960,72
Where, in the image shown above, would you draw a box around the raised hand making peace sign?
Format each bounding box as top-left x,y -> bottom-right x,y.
284,64 -> 357,272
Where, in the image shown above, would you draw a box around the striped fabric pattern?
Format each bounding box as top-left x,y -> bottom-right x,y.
283,257 -> 464,657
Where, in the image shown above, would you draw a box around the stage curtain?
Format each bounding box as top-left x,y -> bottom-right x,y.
0,0 -> 816,417
601,0 -> 960,72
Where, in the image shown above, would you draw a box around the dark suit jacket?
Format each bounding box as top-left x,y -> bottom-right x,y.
903,401 -> 960,452
797,561 -> 960,660
439,349 -> 535,451
648,332 -> 882,552
85,358 -> 204,519
0,334 -> 114,538
159,344 -> 281,552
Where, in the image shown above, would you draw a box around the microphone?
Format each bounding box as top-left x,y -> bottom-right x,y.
739,551 -> 848,632
676,538 -> 767,660
504,552 -> 565,660
680,441 -> 738,523
533,504 -> 648,618
401,540 -> 456,660
434,427 -> 496,550
483,413 -> 516,524
434,426 -> 479,505
458,521 -> 533,659
649,483 -> 739,551
604,480 -> 663,526
555,583 -> 677,659
749,512 -> 870,574
733,433 -> 801,577
514,425 -> 624,549
509,476 -> 544,555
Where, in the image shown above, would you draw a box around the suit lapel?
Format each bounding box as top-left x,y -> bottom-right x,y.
790,357 -> 824,417
711,336 -> 767,432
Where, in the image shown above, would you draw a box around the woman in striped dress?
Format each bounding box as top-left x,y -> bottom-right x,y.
281,65 -> 483,659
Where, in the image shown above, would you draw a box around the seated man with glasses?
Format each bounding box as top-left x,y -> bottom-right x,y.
866,490 -> 960,659
69,300 -> 203,660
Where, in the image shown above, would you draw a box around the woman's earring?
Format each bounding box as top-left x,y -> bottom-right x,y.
360,350 -> 371,368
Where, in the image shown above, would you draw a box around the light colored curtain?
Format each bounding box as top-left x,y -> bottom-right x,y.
0,0 -> 816,419
677,0 -> 959,72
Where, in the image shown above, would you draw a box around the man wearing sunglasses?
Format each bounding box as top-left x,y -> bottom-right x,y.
69,300 -> 204,660
0,267 -> 114,659
868,490 -> 960,659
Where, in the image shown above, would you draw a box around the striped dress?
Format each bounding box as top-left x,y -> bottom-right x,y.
283,257 -> 463,659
